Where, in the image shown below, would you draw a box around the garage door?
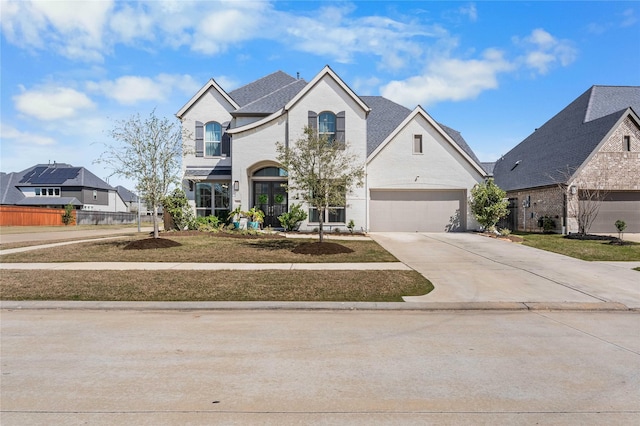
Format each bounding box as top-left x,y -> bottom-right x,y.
586,192 -> 640,233
369,190 -> 466,232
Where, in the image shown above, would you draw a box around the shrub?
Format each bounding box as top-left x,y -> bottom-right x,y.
196,215 -> 222,232
61,203 -> 75,226
347,219 -> 355,233
278,203 -> 308,231
162,189 -> 196,230
499,228 -> 512,236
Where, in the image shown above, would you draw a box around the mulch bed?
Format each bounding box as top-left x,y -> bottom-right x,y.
292,242 -> 355,255
129,231 -> 355,255
476,232 -> 524,243
123,238 -> 183,250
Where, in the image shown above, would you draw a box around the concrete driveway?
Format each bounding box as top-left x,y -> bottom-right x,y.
370,233 -> 640,308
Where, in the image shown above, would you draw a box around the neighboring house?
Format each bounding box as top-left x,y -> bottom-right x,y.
493,86 -> 640,233
0,163 -> 128,212
176,66 -> 487,232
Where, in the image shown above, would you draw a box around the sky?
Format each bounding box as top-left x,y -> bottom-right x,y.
1,0 -> 639,190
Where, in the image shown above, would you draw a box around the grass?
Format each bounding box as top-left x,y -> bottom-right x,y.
0,270 -> 432,302
0,234 -> 397,263
519,233 -> 640,261
0,233 -> 433,301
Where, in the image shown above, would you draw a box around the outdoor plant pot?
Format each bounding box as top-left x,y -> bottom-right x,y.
248,221 -> 260,230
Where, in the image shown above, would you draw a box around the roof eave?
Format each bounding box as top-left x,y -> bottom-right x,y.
176,78 -> 240,119
284,65 -> 371,114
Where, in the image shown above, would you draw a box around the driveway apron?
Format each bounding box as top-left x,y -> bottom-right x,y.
370,232 -> 640,308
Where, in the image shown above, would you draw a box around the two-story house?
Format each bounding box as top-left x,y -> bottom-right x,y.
0,162 -> 127,212
177,66 -> 487,232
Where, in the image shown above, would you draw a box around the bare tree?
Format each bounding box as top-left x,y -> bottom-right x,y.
553,166 -> 609,235
276,126 -> 364,243
96,110 -> 184,238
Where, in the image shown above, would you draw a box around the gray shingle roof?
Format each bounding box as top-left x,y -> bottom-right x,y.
0,172 -> 24,205
493,86 -> 640,192
16,163 -> 113,190
233,79 -> 307,115
17,197 -> 82,207
116,185 -> 138,203
229,71 -> 298,107
361,96 -> 411,156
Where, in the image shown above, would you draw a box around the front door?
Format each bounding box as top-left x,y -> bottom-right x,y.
253,181 -> 288,228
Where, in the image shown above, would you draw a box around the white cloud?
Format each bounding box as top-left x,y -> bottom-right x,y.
0,123 -> 56,146
0,0 -> 114,61
86,74 -> 200,105
13,86 -> 96,121
621,8 -> 637,27
515,28 -> 578,75
380,48 -> 514,107
459,3 -> 478,22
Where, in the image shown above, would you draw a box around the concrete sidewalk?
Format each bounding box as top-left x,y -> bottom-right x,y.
0,262 -> 409,271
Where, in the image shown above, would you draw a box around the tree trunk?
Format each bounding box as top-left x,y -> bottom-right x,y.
153,205 -> 159,239
318,208 -> 324,243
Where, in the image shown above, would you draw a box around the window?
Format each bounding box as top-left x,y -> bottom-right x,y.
624,135 -> 631,151
34,187 -> 61,197
195,182 -> 230,218
318,112 -> 336,143
205,122 -> 222,157
308,185 -> 346,223
413,134 -> 423,154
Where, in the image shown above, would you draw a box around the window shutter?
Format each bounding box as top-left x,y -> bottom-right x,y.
308,111 -> 317,131
195,121 -> 204,157
222,133 -> 231,157
221,121 -> 231,157
336,111 -> 345,149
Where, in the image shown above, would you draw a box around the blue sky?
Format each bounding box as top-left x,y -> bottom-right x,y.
1,0 -> 638,190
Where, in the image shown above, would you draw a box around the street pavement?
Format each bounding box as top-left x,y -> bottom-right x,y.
1,229 -> 639,424
371,233 -> 640,309
1,309 -> 638,425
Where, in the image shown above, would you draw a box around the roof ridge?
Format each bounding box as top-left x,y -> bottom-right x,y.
238,78 -> 306,110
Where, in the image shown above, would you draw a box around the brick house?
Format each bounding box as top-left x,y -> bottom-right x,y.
492,86 -> 640,233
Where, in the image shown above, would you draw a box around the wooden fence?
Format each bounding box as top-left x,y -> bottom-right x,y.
0,206 -> 75,226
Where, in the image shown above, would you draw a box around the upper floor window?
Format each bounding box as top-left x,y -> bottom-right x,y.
318,112 -> 336,143
413,134 -> 423,154
35,187 -> 60,196
205,122 -> 222,157
623,135 -> 631,152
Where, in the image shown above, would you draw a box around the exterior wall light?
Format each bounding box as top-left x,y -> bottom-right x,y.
234,181 -> 240,191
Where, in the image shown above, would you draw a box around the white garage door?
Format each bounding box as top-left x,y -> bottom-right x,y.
370,190 -> 466,232
586,192 -> 640,233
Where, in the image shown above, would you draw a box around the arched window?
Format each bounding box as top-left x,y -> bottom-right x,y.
205,122 -> 222,156
318,112 -> 336,143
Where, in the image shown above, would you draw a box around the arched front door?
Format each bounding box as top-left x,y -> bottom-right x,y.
252,167 -> 288,228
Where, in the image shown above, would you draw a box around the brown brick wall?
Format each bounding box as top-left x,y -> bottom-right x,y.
575,117 -> 640,190
506,186 -> 565,232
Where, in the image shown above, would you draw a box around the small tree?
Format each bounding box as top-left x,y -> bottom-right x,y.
276,126 -> 364,243
61,203 -> 75,226
615,219 -> 627,241
469,178 -> 509,232
96,110 -> 184,238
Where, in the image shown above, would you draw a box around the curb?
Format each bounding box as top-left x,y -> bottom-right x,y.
0,301 -> 632,312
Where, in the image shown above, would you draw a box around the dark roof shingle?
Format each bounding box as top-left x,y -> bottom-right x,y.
493,86 -> 640,191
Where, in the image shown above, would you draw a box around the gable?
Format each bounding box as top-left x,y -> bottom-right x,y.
176,79 -> 239,119
493,85 -> 640,191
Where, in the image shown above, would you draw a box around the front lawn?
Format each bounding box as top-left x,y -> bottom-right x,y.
519,233 -> 640,261
0,233 -> 397,263
0,270 -> 432,302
